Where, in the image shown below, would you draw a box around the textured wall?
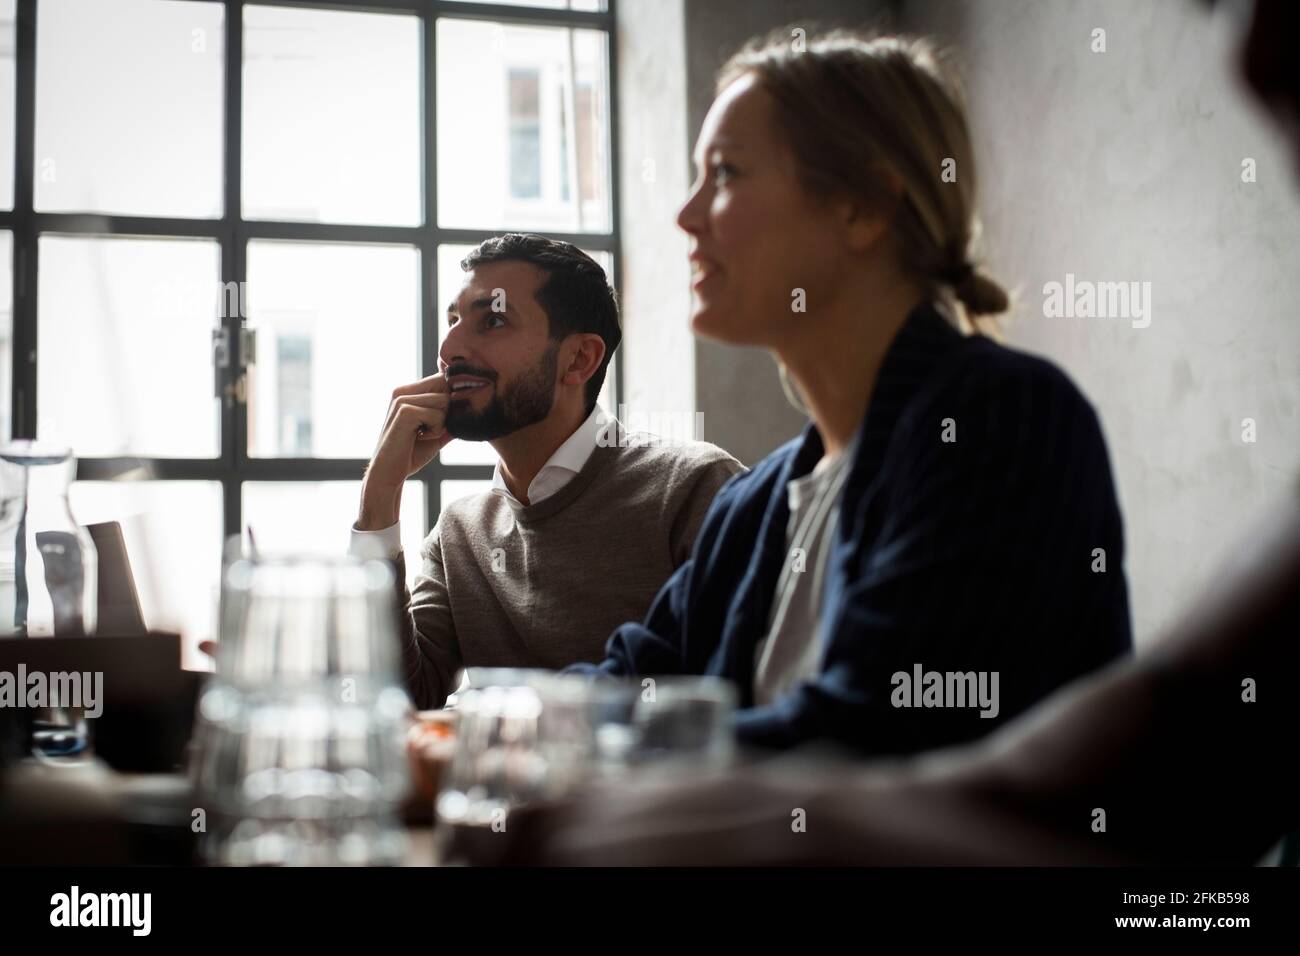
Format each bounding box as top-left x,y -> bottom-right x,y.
616,0 -> 1300,644
902,0 -> 1300,642
614,0 -> 697,424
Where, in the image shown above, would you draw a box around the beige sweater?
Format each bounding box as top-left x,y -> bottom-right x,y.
395,433 -> 744,708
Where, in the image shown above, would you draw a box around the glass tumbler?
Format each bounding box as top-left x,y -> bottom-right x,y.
192,553 -> 412,866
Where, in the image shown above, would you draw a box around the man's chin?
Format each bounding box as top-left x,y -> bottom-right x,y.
445,410 -> 509,443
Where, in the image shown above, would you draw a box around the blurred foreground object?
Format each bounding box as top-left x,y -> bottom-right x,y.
0,442 -> 99,757
488,497 -> 1300,866
192,554 -> 412,865
434,671 -> 736,866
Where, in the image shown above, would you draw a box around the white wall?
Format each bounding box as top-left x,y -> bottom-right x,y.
614,0 -> 697,425
903,0 -> 1300,642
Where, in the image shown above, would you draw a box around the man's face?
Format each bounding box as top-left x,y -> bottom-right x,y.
440,260 -> 559,441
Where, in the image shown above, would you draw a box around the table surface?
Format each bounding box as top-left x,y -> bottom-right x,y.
0,756 -> 446,866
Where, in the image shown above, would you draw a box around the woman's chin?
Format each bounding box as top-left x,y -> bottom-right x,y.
690,307 -> 726,340
691,306 -> 755,345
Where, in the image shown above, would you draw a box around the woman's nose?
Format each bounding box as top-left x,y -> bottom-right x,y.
677,182 -> 706,234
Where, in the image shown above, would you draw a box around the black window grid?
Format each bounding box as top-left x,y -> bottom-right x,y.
0,0 -> 623,540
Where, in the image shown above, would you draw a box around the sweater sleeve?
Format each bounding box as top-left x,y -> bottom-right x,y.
732,356 -> 1131,752
394,524 -> 462,709
566,467 -> 746,680
668,452 -> 746,567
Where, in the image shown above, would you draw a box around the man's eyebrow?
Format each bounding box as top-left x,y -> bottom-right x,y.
451,296 -> 518,316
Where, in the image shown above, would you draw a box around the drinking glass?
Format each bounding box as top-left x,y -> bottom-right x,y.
585,675 -> 738,774
193,553 -> 412,865
0,441 -> 99,758
434,671 -> 737,863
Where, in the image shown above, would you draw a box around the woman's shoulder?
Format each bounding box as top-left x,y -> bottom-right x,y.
709,431 -> 807,504
891,334 -> 1108,462
942,334 -> 1101,421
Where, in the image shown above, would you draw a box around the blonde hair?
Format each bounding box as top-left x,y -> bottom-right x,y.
718,29 -> 1008,332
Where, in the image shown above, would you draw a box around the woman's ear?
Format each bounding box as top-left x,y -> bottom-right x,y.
841,200 -> 892,254
841,167 -> 904,253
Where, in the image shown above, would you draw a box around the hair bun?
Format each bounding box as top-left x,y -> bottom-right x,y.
952,263 -> 1009,318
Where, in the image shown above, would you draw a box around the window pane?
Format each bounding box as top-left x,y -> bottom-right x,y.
438,20 -> 610,232
443,0 -> 606,10
0,231 -> 10,441
436,244 -> 497,467
246,240 -> 419,458
435,243 -> 614,466
243,5 -> 421,225
0,0 -> 15,209
34,0 -> 224,217
441,480 -> 492,510
70,480 -> 223,670
38,236 -> 221,458
242,480 -> 426,588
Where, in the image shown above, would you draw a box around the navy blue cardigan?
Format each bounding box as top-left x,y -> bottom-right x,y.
571,302 -> 1132,755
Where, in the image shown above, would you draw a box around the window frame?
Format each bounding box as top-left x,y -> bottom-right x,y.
0,0 -> 622,542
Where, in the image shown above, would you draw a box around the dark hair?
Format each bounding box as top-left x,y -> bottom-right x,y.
460,234 -> 621,414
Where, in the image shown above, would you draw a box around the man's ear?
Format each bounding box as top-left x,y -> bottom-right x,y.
560,333 -> 607,389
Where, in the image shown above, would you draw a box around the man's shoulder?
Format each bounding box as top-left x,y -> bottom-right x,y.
604,431 -> 745,481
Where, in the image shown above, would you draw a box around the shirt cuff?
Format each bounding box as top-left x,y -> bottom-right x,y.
350,521 -> 402,560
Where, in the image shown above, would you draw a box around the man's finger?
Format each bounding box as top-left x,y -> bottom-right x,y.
390,373 -> 448,400
392,392 -> 449,410
383,391 -> 449,431
394,403 -> 445,435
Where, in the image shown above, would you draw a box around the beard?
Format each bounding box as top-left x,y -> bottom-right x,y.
444,344 -> 559,441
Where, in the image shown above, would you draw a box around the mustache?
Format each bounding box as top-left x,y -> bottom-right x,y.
444,362 -> 498,383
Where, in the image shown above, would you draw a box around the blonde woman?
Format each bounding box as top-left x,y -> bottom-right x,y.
571,31 -> 1132,754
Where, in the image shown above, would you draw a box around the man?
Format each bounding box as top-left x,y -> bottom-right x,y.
352,234 -> 742,710
494,0 -> 1300,865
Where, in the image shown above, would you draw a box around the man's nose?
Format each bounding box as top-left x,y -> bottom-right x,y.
439,326 -> 468,370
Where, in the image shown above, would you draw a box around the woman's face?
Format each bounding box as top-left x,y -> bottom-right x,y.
676,72 -> 853,348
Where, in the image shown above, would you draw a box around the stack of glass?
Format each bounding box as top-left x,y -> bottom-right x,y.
192,554 -> 412,866
436,670 -> 737,860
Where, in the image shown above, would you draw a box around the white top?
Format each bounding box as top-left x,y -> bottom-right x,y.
350,403 -> 613,558
751,445 -> 856,708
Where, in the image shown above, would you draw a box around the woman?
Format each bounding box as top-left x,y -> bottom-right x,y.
572,30 -> 1132,755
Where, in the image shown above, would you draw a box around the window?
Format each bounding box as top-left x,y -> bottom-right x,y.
437,17 -> 611,232
274,335 -> 312,457
0,0 -> 619,666
508,67 -> 542,200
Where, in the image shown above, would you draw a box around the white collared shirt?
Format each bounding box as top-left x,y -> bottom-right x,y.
489,402 -> 611,511
350,403 -> 614,557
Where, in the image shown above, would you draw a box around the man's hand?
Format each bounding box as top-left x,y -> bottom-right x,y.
358,374 -> 454,530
